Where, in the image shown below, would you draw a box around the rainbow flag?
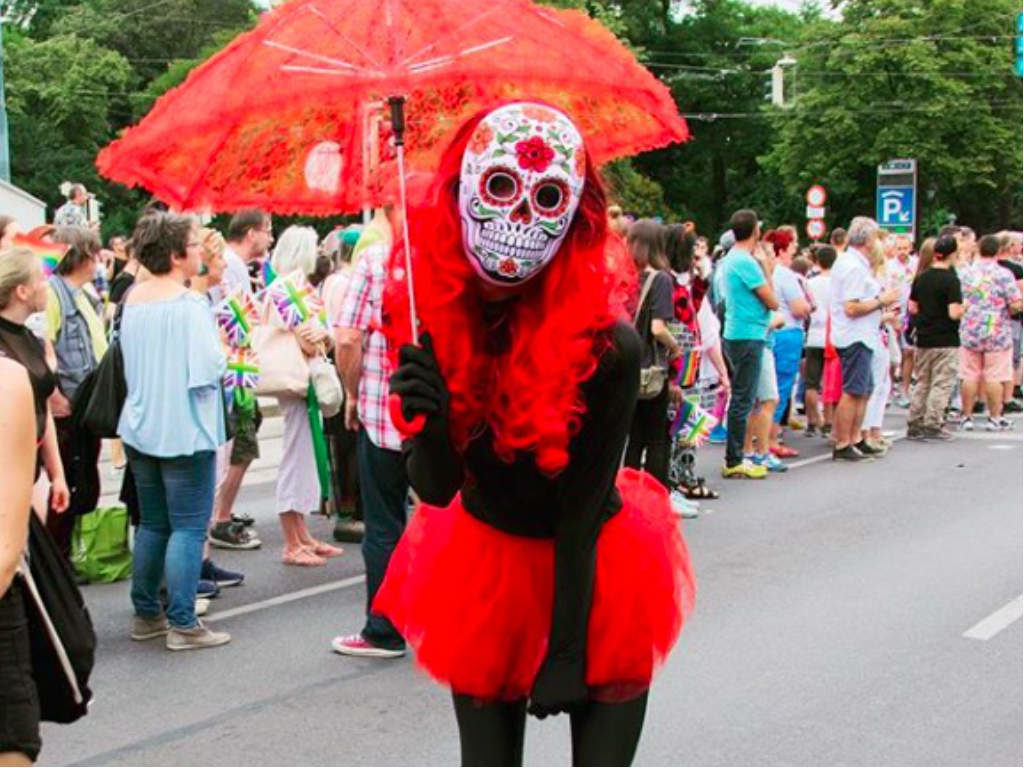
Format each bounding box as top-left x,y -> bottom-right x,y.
223,347 -> 260,395
266,269 -> 324,330
676,349 -> 701,388
214,289 -> 260,348
670,396 -> 718,445
13,234 -> 67,276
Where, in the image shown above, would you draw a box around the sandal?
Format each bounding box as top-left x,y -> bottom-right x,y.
282,547 -> 327,567
310,541 -> 345,558
682,478 -> 719,500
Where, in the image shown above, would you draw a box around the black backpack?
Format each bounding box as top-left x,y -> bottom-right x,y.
20,512 -> 96,723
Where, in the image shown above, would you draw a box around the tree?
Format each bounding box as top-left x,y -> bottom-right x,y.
5,32 -> 135,229
760,0 -> 1023,235
630,0 -> 810,232
53,0 -> 257,85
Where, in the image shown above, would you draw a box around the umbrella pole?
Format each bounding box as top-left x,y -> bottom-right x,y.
385,95 -> 427,436
388,95 -> 418,346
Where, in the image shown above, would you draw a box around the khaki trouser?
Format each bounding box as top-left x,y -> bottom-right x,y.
908,347 -> 959,431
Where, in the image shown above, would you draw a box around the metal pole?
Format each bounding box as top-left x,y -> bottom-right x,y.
388,95 -> 418,346
0,19 -> 12,183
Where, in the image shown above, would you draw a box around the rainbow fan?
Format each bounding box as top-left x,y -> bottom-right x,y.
13,234 -> 67,277
670,396 -> 718,446
223,347 -> 260,395
266,269 -> 324,330
214,289 -> 260,348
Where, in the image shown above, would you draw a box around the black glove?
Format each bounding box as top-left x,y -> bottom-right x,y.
527,654 -> 588,719
388,332 -> 450,443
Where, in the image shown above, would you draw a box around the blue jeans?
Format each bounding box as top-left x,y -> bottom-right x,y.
127,447 -> 215,630
722,339 -> 765,467
772,328 -> 805,424
357,430 -> 408,650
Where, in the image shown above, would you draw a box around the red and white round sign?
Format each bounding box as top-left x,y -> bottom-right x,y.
806,219 -> 826,240
805,184 -> 827,207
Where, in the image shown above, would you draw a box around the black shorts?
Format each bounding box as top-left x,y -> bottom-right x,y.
837,342 -> 874,397
0,582 -> 41,762
804,347 -> 825,390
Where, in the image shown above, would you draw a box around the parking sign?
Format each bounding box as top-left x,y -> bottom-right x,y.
876,159 -> 917,238
876,187 -> 915,233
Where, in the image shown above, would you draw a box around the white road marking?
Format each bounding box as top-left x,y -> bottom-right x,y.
989,444 -> 1016,451
963,596 -> 1024,640
204,575 -> 366,623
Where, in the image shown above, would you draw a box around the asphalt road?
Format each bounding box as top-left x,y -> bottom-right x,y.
39,410 -> 1023,766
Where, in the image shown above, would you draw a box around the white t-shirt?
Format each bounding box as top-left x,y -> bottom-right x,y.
222,246 -> 252,297
805,273 -> 831,348
830,247 -> 880,348
697,299 -> 721,384
773,264 -> 805,330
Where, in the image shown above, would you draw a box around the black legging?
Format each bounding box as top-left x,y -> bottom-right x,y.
452,692 -> 649,766
624,383 -> 670,487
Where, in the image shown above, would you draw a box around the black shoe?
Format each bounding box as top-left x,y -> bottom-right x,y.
1003,400 -> 1023,413
854,440 -> 883,457
201,558 -> 244,587
804,425 -> 818,438
333,518 -> 365,543
820,424 -> 832,438
231,512 -> 255,527
973,401 -> 986,415
923,426 -> 955,441
1015,386 -> 1023,400
832,444 -> 868,461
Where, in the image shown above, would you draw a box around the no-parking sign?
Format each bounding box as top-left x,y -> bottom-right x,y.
806,219 -> 826,240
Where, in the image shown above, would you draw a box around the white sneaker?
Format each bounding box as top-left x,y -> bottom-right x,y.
985,418 -> 1001,432
961,418 -> 975,432
670,489 -> 699,519
195,597 -> 210,617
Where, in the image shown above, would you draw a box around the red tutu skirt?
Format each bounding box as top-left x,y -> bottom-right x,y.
373,468 -> 696,702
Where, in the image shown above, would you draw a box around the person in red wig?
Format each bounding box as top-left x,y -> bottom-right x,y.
374,102 -> 696,765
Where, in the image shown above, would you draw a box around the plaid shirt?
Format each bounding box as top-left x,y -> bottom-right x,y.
334,242 -> 402,451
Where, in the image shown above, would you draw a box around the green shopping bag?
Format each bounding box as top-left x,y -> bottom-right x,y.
71,506 -> 133,583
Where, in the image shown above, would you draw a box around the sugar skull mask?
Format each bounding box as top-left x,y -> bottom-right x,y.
459,103 -> 586,285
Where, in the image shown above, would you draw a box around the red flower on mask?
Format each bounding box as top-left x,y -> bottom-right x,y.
515,136 -> 555,173
499,258 -> 519,276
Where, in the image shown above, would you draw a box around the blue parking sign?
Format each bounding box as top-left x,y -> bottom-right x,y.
876,186 -> 915,232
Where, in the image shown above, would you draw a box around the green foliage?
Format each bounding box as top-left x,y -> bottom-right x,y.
602,159 -> 671,217
4,32 -> 135,230
3,0 -> 1020,240
761,0 -> 1023,235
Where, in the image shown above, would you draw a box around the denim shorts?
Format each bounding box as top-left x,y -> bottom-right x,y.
755,347 -> 779,403
838,342 -> 874,397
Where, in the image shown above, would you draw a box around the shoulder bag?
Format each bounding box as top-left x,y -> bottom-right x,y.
19,512 -> 96,724
75,292 -> 128,438
634,270 -> 667,400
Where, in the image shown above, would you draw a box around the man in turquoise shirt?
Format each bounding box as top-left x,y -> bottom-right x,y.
719,209 -> 779,478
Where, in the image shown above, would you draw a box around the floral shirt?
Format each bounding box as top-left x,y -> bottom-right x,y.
54,201 -> 88,228
959,260 -> 1022,352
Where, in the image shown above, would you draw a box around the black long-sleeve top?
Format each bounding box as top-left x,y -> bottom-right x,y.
404,319 -> 642,700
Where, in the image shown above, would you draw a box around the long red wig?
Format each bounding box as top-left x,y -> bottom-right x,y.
383,106 -> 634,475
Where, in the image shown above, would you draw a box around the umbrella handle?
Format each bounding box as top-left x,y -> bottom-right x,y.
388,393 -> 426,436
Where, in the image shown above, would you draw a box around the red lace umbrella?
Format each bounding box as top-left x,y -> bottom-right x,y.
96,0 -> 688,215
